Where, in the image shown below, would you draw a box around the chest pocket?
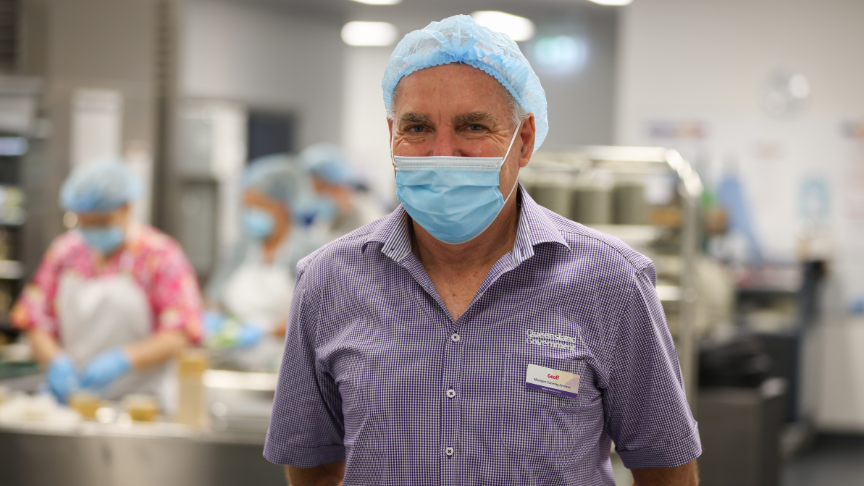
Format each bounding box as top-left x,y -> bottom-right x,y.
500,354 -> 603,455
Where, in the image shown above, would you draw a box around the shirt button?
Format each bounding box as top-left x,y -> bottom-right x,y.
450,333 -> 461,343
446,389 -> 456,399
445,447 -> 454,457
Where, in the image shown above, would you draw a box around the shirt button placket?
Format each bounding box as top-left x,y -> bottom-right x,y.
441,329 -> 463,485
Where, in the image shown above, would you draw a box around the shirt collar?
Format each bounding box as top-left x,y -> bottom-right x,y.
511,184 -> 571,265
362,184 -> 571,265
362,207 -> 412,262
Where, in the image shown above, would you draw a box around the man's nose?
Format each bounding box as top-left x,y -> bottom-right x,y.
430,129 -> 459,157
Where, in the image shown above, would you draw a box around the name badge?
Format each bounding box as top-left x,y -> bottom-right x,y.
525,363 -> 580,399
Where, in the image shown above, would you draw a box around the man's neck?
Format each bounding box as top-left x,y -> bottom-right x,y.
411,196 -> 521,273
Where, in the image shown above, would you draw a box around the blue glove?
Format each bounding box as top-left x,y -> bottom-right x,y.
79,348 -> 132,392
203,309 -> 225,338
47,353 -> 79,404
236,323 -> 265,348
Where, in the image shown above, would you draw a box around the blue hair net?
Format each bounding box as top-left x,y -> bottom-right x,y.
60,159 -> 142,213
243,154 -> 302,208
300,144 -> 356,186
382,14 -> 548,151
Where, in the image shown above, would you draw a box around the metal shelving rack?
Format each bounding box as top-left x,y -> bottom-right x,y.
0,76 -> 41,337
521,146 -> 704,404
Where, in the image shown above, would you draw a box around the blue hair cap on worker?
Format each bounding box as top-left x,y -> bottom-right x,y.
382,14 -> 549,152
300,144 -> 356,186
60,159 -> 142,213
242,154 -> 302,208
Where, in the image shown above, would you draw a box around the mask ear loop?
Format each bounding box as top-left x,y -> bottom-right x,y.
498,120 -> 523,169
390,119 -> 397,168
500,119 -> 524,205
440,120 -> 524,246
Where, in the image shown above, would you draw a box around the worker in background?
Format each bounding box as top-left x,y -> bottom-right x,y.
205,155 -> 324,372
11,160 -> 202,405
300,143 -> 386,239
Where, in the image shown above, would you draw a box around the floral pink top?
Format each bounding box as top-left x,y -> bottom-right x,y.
11,224 -> 203,342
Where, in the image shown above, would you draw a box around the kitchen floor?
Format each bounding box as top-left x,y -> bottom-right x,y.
783,434 -> 864,486
612,434 -> 864,486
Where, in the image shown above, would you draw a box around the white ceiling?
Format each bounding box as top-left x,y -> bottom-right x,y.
237,0 -> 617,27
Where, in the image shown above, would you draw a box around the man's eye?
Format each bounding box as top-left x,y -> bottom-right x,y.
409,126 -> 425,133
468,124 -> 484,131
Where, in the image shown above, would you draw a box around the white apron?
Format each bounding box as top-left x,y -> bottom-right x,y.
220,260 -> 294,372
55,254 -> 171,404
222,262 -> 294,327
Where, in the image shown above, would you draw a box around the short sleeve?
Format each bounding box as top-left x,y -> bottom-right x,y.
149,239 -> 204,343
603,265 -> 702,469
264,269 -> 346,467
10,237 -> 67,335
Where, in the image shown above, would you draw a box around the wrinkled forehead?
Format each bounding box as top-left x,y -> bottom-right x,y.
392,63 -> 512,118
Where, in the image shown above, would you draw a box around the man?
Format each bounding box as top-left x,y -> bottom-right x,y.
265,15 -> 701,486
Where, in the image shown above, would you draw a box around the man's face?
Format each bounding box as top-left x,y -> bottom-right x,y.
389,63 -> 535,195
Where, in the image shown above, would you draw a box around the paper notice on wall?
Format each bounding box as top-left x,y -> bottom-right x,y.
70,89 -> 123,167
633,111 -> 864,307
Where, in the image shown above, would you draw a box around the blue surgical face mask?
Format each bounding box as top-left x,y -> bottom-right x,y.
293,196 -> 337,227
80,226 -> 125,255
243,208 -> 275,239
310,197 -> 338,221
392,122 -> 522,245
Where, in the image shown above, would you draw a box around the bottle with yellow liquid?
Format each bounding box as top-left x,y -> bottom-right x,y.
175,349 -> 209,428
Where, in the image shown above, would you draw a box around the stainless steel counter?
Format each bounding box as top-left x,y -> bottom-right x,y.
0,370 -> 286,486
0,419 -> 286,486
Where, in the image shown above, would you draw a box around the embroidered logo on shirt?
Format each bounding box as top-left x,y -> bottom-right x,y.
525,329 -> 578,351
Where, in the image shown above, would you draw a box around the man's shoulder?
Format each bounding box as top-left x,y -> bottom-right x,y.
536,205 -> 653,276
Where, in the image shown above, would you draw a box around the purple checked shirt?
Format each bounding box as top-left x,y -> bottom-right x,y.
264,186 -> 701,485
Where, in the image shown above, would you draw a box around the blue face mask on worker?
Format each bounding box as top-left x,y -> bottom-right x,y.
392,122 -> 522,245
243,208 -> 276,239
292,195 -> 337,227
80,226 -> 125,254
309,197 -> 338,221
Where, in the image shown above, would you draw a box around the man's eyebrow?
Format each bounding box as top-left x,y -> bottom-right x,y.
452,112 -> 496,126
399,112 -> 432,125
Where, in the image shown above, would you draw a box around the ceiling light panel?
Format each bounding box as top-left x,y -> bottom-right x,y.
587,0 -> 633,5
470,11 -> 535,42
341,21 -> 399,46
350,0 -> 402,5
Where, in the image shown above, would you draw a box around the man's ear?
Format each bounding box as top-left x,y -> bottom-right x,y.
518,113 -> 536,168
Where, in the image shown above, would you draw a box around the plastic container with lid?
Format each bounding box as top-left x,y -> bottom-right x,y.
175,349 -> 209,428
